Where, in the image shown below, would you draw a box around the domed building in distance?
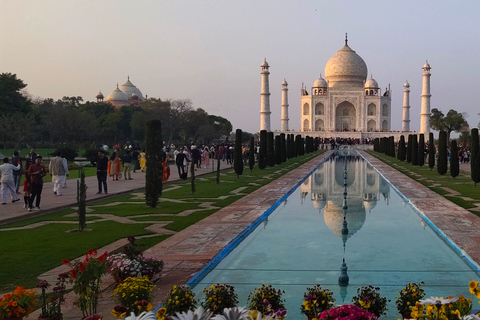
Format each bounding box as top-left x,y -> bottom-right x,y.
96,76 -> 145,108
301,36 -> 391,133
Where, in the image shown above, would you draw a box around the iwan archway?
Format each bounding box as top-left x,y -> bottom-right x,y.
335,101 -> 356,131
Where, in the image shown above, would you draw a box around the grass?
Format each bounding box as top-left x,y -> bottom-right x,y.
0,151 -> 324,293
369,151 -> 480,217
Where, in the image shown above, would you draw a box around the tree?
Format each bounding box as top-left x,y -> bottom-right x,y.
437,131 -> 448,175
430,108 -> 469,144
411,135 -> 418,166
274,135 -> 282,165
407,135 -> 413,163
450,140 -> 459,178
389,136 -> 395,157
248,136 -> 255,173
428,132 -> 435,170
77,168 -> 87,231
398,135 -> 406,161
280,133 -> 286,163
145,120 -> 163,207
418,134 -> 425,167
471,128 -> 480,186
234,129 -> 244,178
0,73 -> 32,115
258,130 -> 267,170
267,132 -> 274,167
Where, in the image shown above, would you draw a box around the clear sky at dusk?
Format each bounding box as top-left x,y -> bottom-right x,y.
2,0 -> 479,135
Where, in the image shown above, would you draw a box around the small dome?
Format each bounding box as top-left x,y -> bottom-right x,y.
120,77 -> 145,100
325,42 -> 367,87
404,80 -> 410,88
313,75 -> 328,88
96,91 -> 104,99
261,59 -> 269,68
107,86 -> 129,103
364,75 -> 378,89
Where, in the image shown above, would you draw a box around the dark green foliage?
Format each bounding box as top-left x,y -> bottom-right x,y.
77,168 -> 87,231
437,131 -> 448,175
418,134 -> 425,167
280,133 -> 286,163
411,135 -> 418,165
53,146 -> 78,162
258,130 -> 267,170
450,140 -> 459,178
398,135 -> 406,161
389,136 -> 395,157
190,161 -> 196,193
145,119 -> 163,208
287,134 -> 293,158
216,146 -> 221,185
428,132 -> 435,170
267,132 -> 274,167
248,136 -> 255,173
234,129 -> 244,177
274,135 -> 282,165
406,135 -> 413,163
471,128 -> 480,185
373,138 -> 379,152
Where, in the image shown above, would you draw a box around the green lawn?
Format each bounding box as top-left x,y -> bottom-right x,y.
0,151 -> 324,292
369,151 -> 480,217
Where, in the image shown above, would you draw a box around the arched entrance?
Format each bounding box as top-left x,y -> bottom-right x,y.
335,101 -> 356,131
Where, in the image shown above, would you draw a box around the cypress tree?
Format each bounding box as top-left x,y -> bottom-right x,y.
450,139 -> 459,178
280,133 -> 286,163
234,129 -> 244,177
216,145 -> 221,185
258,130 -> 267,170
398,135 -> 406,161
411,135 -> 418,165
77,167 -> 87,231
267,132 -> 275,167
406,134 -> 413,163
274,135 -> 282,165
471,128 -> 480,185
248,136 -> 255,173
294,135 -> 300,157
389,136 -> 395,157
437,131 -> 448,175
428,132 -> 435,170
374,138 -> 379,152
418,134 -> 425,167
145,119 -> 163,208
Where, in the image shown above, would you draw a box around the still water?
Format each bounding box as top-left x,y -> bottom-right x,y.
191,152 -> 480,319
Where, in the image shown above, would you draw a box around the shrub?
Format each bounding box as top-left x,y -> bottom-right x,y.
352,285 -> 389,318
201,283 -> 239,314
450,139 -> 459,178
112,276 -> 154,315
234,129 -> 244,178
437,131 -> 448,175
428,132 -> 435,170
163,285 -> 197,316
300,285 -> 335,318
52,146 -> 78,162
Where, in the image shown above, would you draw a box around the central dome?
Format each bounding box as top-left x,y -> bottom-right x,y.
325,43 -> 368,88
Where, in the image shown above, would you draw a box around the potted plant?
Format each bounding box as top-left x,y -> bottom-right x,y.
395,282 -> 425,319
139,256 -> 163,279
201,284 -> 239,314
37,274 -> 68,320
247,283 -> 287,319
111,276 -> 155,317
62,249 -> 109,319
162,285 -> 197,317
107,253 -> 143,282
352,286 -> 389,318
0,286 -> 37,320
319,304 -> 377,320
301,285 -> 336,320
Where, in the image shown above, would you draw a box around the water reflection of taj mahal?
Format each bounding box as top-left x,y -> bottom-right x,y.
300,153 -> 391,239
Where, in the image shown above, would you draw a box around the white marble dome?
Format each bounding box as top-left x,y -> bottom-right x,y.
365,76 -> 378,88
325,43 -> 367,87
313,76 -> 328,88
120,78 -> 145,100
107,86 -> 129,103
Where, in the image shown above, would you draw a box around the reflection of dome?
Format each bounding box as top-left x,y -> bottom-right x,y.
324,200 -> 366,238
325,41 -> 367,87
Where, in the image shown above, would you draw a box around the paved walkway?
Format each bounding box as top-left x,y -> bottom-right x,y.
4,153 -> 480,319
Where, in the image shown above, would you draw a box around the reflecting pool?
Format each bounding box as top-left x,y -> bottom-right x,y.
191,152 -> 480,319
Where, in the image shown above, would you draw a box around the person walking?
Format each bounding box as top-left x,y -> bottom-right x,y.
139,150 -> 146,172
176,147 -> 187,178
27,148 -> 37,163
132,148 -> 140,173
48,151 -> 69,196
202,146 -> 210,169
108,152 -> 121,181
122,150 -> 133,180
12,150 -> 24,193
91,150 -> 109,194
23,159 -> 31,208
0,157 -> 21,205
27,156 -> 46,211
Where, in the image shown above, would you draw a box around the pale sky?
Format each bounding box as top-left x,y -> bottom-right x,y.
2,0 -> 480,135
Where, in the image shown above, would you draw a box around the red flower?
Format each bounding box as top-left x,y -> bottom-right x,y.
70,269 -> 76,279
62,259 -> 70,265
98,252 -> 107,262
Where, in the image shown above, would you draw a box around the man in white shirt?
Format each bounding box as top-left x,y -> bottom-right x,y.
0,157 -> 21,204
49,152 -> 69,196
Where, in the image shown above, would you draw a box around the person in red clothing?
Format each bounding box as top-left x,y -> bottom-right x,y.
27,156 -> 46,211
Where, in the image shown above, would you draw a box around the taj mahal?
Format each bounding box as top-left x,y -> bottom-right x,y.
260,35 -> 432,141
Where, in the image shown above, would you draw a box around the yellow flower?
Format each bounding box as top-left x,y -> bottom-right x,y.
359,300 -> 371,309
411,302 -> 425,319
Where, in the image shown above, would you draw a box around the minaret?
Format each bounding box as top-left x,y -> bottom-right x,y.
420,61 -> 431,135
281,79 -> 289,131
402,81 -> 410,131
260,58 -> 271,132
